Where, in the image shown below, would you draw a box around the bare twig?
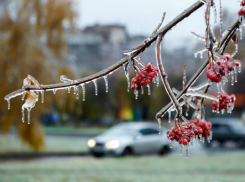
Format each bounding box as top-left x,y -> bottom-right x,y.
156,33 -> 181,115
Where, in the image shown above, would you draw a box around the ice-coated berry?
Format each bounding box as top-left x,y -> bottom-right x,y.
206,54 -> 241,83
212,93 -> 236,113
131,62 -> 159,91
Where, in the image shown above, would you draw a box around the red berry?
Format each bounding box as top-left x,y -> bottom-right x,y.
239,9 -> 245,16
149,73 -> 155,78
169,136 -> 175,141
235,62 -> 240,66
183,139 -> 188,145
145,80 -> 150,84
198,129 -> 203,134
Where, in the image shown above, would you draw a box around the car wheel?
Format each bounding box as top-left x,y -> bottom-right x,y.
92,152 -> 104,158
158,146 -> 170,156
237,139 -> 245,148
204,142 -> 211,148
219,140 -> 225,148
121,147 -> 133,156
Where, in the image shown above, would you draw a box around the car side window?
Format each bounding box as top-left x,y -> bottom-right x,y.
139,128 -> 159,136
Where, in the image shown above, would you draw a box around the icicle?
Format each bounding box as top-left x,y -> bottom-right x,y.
73,86 -> 76,95
202,137 -> 205,143
231,43 -> 238,57
147,84 -> 151,95
141,87 -> 144,95
170,141 -> 172,148
27,107 -> 31,124
22,106 -> 24,123
41,91 -> 44,103
219,0 -> 223,37
156,74 -> 160,87
157,118 -> 161,134
81,84 -> 85,101
240,27 -> 243,40
183,63 -> 187,89
103,76 -> 108,93
234,67 -> 238,83
200,53 -> 203,59
212,1 -> 217,24
168,110 -> 171,123
7,99 -> 10,110
76,86 -> 79,99
53,89 -> 57,94
238,64 -> 242,73
134,89 -> 138,99
123,62 -> 130,93
36,91 -> 39,101
68,87 -> 71,93
93,80 -> 98,96
231,71 -> 234,86
217,82 -> 221,94
186,146 -> 188,159
180,144 -> 182,155
199,134 -> 202,141
194,53 -> 197,58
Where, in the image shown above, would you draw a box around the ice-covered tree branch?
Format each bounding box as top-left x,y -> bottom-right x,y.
156,19 -> 241,119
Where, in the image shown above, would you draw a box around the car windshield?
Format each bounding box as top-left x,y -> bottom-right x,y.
231,122 -> 245,132
103,125 -> 136,136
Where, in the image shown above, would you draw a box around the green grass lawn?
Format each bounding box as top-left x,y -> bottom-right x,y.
0,153 -> 245,182
0,126 -> 108,153
44,126 -> 108,135
0,134 -> 89,153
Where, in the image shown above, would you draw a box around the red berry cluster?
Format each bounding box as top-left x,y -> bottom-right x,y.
239,1 -> 245,16
212,93 -> 236,113
166,119 -> 212,147
206,53 -> 241,83
191,119 -> 213,139
131,62 -> 159,91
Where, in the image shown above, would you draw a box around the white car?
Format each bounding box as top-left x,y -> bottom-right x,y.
87,122 -> 170,157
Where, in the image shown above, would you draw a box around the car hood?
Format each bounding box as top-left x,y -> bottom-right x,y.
94,134 -> 133,144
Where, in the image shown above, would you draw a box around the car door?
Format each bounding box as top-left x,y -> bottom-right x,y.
133,128 -> 161,154
212,124 -> 232,141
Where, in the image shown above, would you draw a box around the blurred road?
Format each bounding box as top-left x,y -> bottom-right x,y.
1,134 -> 244,161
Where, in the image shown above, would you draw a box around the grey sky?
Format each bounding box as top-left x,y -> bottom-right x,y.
74,0 -> 240,49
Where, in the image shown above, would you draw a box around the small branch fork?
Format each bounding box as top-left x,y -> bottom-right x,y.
156,20 -> 241,119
